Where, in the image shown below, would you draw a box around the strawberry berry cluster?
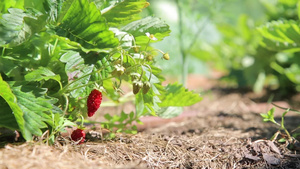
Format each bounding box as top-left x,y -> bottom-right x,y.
71,33 -> 169,144
71,89 -> 102,144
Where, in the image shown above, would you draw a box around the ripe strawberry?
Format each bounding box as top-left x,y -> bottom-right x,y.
71,128 -> 86,144
87,89 -> 102,117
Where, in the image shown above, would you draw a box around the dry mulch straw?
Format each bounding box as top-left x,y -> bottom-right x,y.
1,91 -> 300,168
81,129 -> 249,168
1,127 -> 299,169
0,143 -> 94,169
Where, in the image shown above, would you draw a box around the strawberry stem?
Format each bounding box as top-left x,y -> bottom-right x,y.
143,64 -> 152,82
62,93 -> 69,114
51,68 -> 109,97
65,76 -> 113,92
80,115 -> 84,128
144,38 -> 151,51
1,47 -> 5,57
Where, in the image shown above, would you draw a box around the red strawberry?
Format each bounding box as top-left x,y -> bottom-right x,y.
87,89 -> 102,117
71,128 -> 86,144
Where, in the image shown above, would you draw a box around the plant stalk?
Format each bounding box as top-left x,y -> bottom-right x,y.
175,0 -> 187,86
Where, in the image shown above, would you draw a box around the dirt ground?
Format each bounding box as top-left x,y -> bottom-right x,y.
1,74 -> 300,169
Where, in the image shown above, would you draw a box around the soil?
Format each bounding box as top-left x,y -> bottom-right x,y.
1,74 -> 300,169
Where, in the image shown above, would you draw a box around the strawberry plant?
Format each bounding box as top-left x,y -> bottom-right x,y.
0,0 -> 202,143
256,0 -> 300,146
169,0 -> 299,93
261,105 -> 300,148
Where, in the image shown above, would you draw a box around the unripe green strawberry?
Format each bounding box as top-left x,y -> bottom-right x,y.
163,53 -> 170,60
142,81 -> 151,94
132,46 -> 140,53
71,128 -> 86,144
133,80 -> 143,94
146,54 -> 153,61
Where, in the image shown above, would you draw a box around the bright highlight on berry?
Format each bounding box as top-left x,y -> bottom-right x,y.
87,89 -> 102,117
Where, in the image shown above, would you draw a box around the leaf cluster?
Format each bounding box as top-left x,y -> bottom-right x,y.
0,0 -> 202,142
184,0 -> 300,93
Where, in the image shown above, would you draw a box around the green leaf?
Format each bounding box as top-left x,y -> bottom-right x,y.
9,82 -> 55,139
0,75 -> 25,136
278,138 -> 286,143
120,16 -> 171,45
135,91 -> 145,117
0,98 -> 19,130
119,111 -> 129,122
0,0 -> 24,13
144,64 -> 165,96
104,113 -> 113,121
158,83 -> 202,107
53,113 -> 74,133
45,0 -> 64,23
102,0 -> 149,27
57,0 -> 119,50
134,65 -> 165,117
145,64 -> 165,84
298,1 -> 300,20
0,56 -> 18,77
60,51 -> 93,98
156,106 -> 183,119
110,28 -> 134,49
261,108 -> 276,123
285,64 -> 300,84
0,8 -> 30,47
24,0 -> 46,13
25,67 -> 61,83
257,20 -> 300,52
102,79 -> 120,101
55,31 -> 113,53
281,0 -> 298,6
135,90 -> 158,117
0,8 -> 46,47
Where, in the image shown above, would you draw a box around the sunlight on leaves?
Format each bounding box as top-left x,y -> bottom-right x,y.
159,83 -> 202,107
102,0 -> 149,27
257,20 -> 300,52
57,0 -> 119,50
121,16 -> 170,45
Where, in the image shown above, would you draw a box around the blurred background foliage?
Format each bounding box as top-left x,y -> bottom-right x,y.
142,0 -> 300,95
